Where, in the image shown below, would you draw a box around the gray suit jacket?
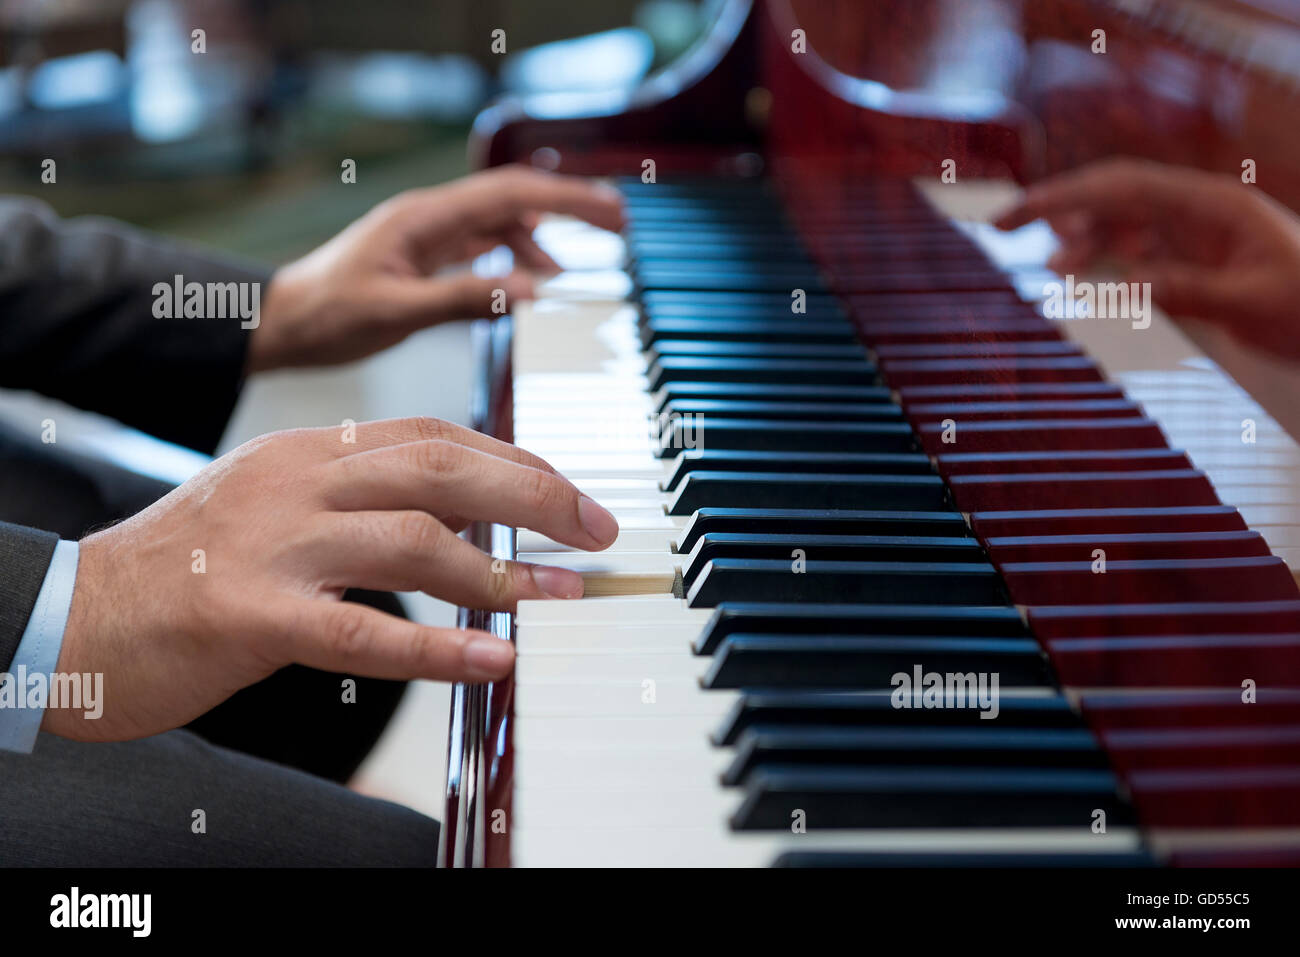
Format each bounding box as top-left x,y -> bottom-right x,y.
0,197 -> 270,670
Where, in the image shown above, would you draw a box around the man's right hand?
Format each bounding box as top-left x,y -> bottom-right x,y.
45,417 -> 619,743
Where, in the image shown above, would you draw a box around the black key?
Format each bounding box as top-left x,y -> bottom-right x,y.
659,420 -> 911,457
686,559 -> 1007,606
714,692 -> 1079,745
666,472 -> 943,514
878,340 -> 1084,359
639,319 -> 855,348
730,766 -> 1132,829
663,450 -> 932,491
702,635 -> 1050,688
629,240 -> 815,263
641,290 -> 841,313
622,217 -> 790,232
634,261 -> 826,281
648,357 -> 877,391
678,510 -> 971,553
694,602 -> 1025,654
622,194 -> 782,210
653,382 -> 891,410
622,206 -> 789,225
898,381 -> 1125,403
722,727 -> 1108,785
938,448 -> 1193,475
636,268 -> 829,293
649,341 -> 866,360
831,271 -> 1012,295
659,399 -> 903,424
682,533 -> 986,588
909,399 -> 1142,422
643,302 -> 844,322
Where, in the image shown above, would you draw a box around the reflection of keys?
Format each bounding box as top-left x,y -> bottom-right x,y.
932,180 -> 1300,583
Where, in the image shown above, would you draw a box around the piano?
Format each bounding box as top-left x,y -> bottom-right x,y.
439,0 -> 1300,867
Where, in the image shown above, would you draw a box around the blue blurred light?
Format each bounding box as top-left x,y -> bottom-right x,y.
501,27 -> 654,94
26,51 -> 125,109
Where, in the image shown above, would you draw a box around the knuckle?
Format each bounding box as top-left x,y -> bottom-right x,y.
396,511 -> 443,555
496,164 -> 533,185
496,166 -> 535,202
411,416 -> 450,442
383,188 -> 423,215
231,428 -> 317,474
325,608 -> 371,662
405,628 -> 441,673
414,438 -> 462,476
405,624 -> 457,676
521,467 -> 564,512
236,430 -> 285,459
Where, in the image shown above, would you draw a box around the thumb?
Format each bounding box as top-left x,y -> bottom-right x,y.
387,270 -> 536,327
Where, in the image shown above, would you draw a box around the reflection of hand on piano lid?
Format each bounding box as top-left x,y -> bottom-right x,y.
995,158 -> 1300,363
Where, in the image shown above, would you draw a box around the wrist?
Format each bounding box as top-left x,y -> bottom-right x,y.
246,267 -> 297,374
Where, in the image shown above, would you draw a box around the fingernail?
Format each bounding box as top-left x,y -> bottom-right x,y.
578,494 -> 619,546
464,638 -> 515,679
530,564 -> 584,599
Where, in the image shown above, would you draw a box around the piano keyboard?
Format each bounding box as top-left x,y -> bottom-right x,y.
505,176 -> 1300,867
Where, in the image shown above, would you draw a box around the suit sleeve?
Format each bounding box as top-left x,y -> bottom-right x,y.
0,196 -> 271,455
0,521 -> 57,673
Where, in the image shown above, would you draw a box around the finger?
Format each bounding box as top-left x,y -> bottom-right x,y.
411,166 -> 625,235
319,415 -> 560,476
306,511 -> 584,608
1129,261 -> 1244,321
378,270 -> 536,328
1049,210 -> 1093,240
277,599 -> 515,682
449,221 -> 561,273
504,222 -> 562,274
993,160 -> 1186,231
321,440 -> 620,550
1047,235 -> 1099,274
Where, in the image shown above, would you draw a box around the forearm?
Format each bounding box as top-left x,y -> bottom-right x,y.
0,197 -> 269,454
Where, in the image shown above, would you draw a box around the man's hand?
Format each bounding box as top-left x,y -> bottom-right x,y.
249,166 -> 625,372
46,417 -> 619,743
995,158 -> 1300,359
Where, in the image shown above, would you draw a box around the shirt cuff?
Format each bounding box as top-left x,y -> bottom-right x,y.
0,540 -> 80,753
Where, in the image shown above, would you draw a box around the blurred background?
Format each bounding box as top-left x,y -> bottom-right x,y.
0,0 -> 716,817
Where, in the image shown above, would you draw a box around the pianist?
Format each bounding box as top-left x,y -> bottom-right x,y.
0,167 -> 623,866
